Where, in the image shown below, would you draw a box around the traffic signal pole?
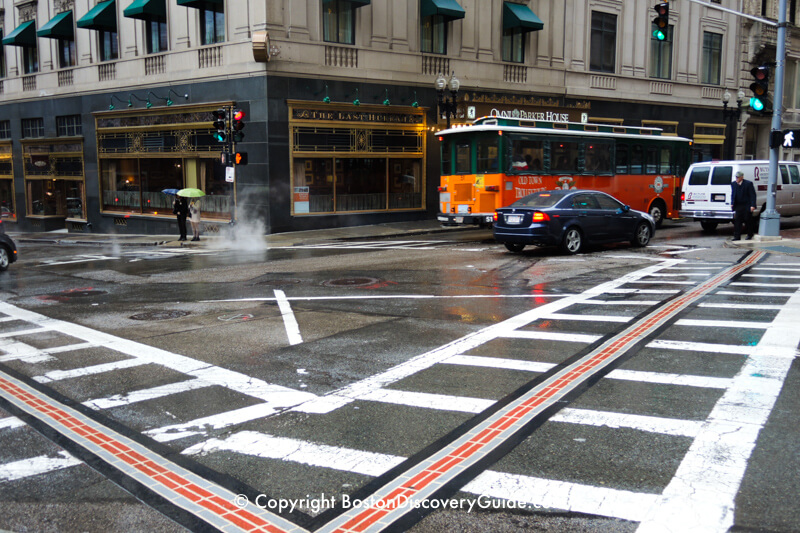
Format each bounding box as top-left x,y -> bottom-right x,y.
759,0 -> 787,237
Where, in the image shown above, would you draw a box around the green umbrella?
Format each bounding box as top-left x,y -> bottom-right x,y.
177,188 -> 205,198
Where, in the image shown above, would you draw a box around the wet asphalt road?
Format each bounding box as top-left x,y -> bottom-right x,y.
0,219 -> 799,532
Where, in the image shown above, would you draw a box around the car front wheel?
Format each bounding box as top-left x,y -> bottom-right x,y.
0,247 -> 9,271
631,222 -> 652,247
561,227 -> 583,254
504,243 -> 525,253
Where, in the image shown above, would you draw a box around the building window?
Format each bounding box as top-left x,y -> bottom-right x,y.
786,60 -> 800,110
701,31 -> 722,85
323,0 -> 356,45
146,19 -> 168,53
649,24 -> 673,79
99,30 -> 119,61
590,11 -> 616,73
502,27 -> 525,63
22,118 -> 45,138
58,38 -> 77,68
0,121 -> 10,139
421,14 -> 447,54
200,7 -> 225,45
23,45 -> 39,74
57,115 -> 83,137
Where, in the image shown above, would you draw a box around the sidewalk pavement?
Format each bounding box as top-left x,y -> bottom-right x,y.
9,219 -> 800,256
9,219 -> 468,248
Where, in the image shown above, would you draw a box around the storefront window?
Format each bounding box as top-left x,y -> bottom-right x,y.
0,180 -> 14,220
27,179 -> 84,217
100,157 -> 230,219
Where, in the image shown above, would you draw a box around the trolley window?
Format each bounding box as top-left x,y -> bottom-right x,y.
585,141 -> 613,174
455,143 -> 471,174
551,141 -> 580,173
477,138 -> 499,173
508,137 -> 544,172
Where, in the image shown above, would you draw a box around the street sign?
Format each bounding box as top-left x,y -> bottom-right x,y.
225,166 -> 235,183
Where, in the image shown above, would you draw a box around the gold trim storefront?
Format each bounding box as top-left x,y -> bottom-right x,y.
0,143 -> 14,222
95,104 -> 233,223
288,101 -> 427,217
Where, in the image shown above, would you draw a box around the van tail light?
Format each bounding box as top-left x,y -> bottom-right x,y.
680,192 -> 685,202
485,185 -> 499,192
532,211 -> 550,222
493,212 -> 498,222
438,186 -> 447,192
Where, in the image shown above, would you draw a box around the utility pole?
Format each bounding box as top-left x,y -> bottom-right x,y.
759,0 -> 787,237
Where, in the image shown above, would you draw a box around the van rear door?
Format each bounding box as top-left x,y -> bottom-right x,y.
682,164 -> 733,217
779,164 -> 800,216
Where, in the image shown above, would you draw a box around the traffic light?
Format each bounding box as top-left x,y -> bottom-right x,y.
212,109 -> 227,142
234,151 -> 248,166
652,2 -> 669,41
232,108 -> 246,142
749,65 -> 770,113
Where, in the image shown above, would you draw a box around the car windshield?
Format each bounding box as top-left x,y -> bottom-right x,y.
510,192 -> 564,208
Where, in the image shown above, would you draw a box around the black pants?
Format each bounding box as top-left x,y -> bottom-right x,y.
177,215 -> 187,239
732,206 -> 753,239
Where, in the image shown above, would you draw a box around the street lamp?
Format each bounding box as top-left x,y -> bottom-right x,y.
435,72 -> 460,129
721,89 -> 745,160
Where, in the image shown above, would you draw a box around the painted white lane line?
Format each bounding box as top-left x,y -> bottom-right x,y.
698,303 -> 783,310
182,431 -> 660,522
742,273 -> 800,279
0,416 -> 26,430
540,313 -> 632,323
715,291 -> 793,297
360,388 -> 493,414
0,451 -> 82,482
0,302 -> 318,413
0,341 -> 97,364
675,319 -> 770,329
730,282 -> 800,288
0,328 -> 49,339
83,379 -> 214,410
606,289 -> 681,294
466,471 -> 658,523
291,260 -> 685,415
637,286 -> 800,532
582,300 -> 660,306
659,248 -> 710,255
274,289 -> 303,346
646,339 -> 755,356
444,355 -> 732,389
626,280 -> 697,285
204,294 -> 576,303
502,331 -> 601,343
145,403 -> 279,442
644,273 -> 711,277
33,358 -> 147,383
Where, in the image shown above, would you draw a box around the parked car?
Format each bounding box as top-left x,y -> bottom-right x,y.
0,220 -> 17,271
493,190 -> 655,254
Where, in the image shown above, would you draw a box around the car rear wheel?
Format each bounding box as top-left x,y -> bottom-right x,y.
504,243 -> 525,253
631,222 -> 652,247
700,220 -> 718,232
0,247 -> 9,271
561,227 -> 583,254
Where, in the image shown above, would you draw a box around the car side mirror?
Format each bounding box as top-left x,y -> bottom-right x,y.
615,205 -> 630,215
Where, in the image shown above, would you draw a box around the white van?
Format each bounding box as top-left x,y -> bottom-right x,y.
680,160 -> 800,231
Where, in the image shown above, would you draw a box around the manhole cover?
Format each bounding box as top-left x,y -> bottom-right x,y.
129,310 -> 191,321
322,277 -> 381,287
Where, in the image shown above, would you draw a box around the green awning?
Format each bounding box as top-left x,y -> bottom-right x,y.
37,11 -> 74,40
124,0 -> 166,20
77,0 -> 117,32
503,2 -> 544,31
176,0 -> 224,10
2,20 -> 37,47
421,0 -> 465,20
322,0 -> 370,6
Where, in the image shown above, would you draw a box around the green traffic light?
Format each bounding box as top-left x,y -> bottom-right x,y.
750,96 -> 765,112
653,29 -> 666,41
213,131 -> 227,142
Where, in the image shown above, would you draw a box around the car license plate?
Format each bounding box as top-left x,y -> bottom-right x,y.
711,193 -> 726,202
437,216 -> 448,222
506,214 -> 523,224
455,217 -> 464,223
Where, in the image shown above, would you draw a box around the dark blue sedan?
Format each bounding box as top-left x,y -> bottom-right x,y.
493,190 -> 655,254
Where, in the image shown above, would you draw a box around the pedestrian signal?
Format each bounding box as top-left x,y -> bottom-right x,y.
234,152 -> 248,166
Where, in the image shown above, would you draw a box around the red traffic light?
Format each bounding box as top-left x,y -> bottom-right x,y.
233,109 -> 245,121
654,3 -> 668,16
751,65 -> 768,81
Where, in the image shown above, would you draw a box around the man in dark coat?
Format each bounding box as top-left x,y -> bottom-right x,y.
173,196 -> 189,241
731,170 -> 757,240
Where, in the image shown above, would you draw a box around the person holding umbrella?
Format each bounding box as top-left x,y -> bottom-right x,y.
177,188 -> 205,241
172,194 -> 189,241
